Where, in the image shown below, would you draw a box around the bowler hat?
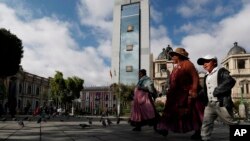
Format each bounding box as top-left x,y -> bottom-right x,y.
169,48 -> 189,59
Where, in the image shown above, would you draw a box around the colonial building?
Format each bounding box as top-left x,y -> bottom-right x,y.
81,86 -> 117,115
1,68 -> 50,115
152,45 -> 174,95
221,42 -> 250,103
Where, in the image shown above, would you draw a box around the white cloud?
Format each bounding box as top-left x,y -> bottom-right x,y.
175,20 -> 212,35
0,3 -> 111,86
178,3 -> 250,70
150,6 -> 163,23
150,2 -> 250,72
150,25 -> 172,60
76,0 -> 113,39
177,0 -> 209,18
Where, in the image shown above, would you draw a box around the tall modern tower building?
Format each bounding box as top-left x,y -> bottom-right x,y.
111,0 -> 150,85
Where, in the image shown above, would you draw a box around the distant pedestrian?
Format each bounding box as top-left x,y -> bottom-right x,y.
107,118 -> 112,125
197,55 -> 238,141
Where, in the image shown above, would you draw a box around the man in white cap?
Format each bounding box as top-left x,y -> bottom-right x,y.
197,55 -> 238,141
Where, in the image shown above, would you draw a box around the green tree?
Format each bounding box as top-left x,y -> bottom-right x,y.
49,71 -> 66,108
110,83 -> 135,116
49,71 -> 84,113
0,28 -> 23,78
65,76 -> 84,99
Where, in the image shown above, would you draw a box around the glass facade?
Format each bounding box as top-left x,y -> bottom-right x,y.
119,3 -> 140,85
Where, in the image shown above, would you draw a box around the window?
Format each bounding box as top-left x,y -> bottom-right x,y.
126,44 -> 133,51
28,85 -> 31,94
127,25 -> 134,32
19,84 -> 22,93
225,62 -> 229,69
246,84 -> 249,94
237,59 -> 245,69
113,95 -> 116,100
36,87 -> 40,95
160,63 -> 166,71
126,66 -> 133,72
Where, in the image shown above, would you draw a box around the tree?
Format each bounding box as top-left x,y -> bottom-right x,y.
0,28 -> 23,113
110,83 -> 135,115
0,28 -> 23,78
49,71 -> 66,108
49,71 -> 84,112
65,76 -> 84,99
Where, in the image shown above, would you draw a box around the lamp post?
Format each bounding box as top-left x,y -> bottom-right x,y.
71,99 -> 74,116
239,82 -> 246,119
117,86 -> 121,117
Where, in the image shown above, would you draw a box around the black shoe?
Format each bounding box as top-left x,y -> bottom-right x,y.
191,130 -> 201,140
190,133 -> 201,140
156,130 -> 168,137
132,127 -> 141,131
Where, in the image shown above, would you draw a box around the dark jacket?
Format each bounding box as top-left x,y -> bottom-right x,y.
202,67 -> 236,113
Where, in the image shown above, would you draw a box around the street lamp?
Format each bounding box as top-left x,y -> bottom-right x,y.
71,99 -> 74,116
117,87 -> 121,117
239,81 -> 246,119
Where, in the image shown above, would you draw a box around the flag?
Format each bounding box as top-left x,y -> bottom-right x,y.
109,70 -> 112,78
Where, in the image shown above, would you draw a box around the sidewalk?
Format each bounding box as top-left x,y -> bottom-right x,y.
0,116 -> 232,141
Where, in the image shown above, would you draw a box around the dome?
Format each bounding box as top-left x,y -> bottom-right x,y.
227,42 -> 246,56
157,45 -> 173,60
157,48 -> 166,60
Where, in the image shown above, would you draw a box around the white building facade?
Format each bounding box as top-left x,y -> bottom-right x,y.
221,42 -> 250,103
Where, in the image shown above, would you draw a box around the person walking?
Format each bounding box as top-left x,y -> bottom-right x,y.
130,69 -> 158,131
157,48 -> 205,140
197,55 -> 238,141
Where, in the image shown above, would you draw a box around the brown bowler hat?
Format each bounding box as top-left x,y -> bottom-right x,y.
169,48 -> 189,59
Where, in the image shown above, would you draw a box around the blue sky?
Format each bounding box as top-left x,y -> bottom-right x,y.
0,0 -> 250,86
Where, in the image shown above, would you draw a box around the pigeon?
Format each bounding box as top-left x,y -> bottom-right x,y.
37,117 -> 42,123
117,117 -> 121,124
88,118 -> 93,125
22,116 -> 29,121
46,116 -> 50,120
79,123 -> 90,128
101,119 -> 107,127
18,120 -> 24,127
99,117 -> 103,122
107,118 -> 112,125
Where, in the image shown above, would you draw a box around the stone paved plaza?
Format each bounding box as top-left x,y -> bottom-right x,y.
0,116 -> 235,141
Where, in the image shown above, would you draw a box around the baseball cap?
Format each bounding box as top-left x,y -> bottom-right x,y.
197,55 -> 217,65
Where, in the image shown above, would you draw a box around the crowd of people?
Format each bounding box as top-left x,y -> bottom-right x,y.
129,48 -> 239,141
